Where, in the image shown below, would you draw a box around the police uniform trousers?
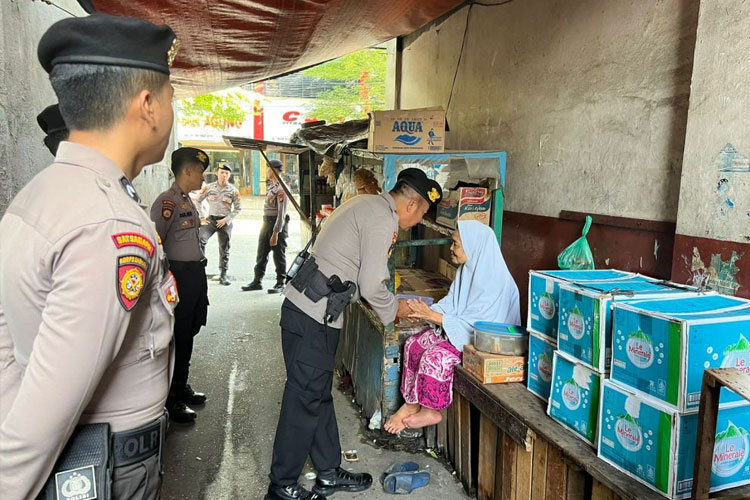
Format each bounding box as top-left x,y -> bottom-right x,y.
254,215 -> 289,282
199,217 -> 232,273
168,261 -> 208,394
270,300 -> 341,486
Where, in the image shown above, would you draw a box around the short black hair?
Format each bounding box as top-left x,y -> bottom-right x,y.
172,158 -> 202,178
49,63 -> 169,131
390,180 -> 422,201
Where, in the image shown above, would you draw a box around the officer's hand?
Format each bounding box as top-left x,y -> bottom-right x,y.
216,218 -> 228,228
396,299 -> 411,320
270,232 -> 279,247
200,217 -> 209,225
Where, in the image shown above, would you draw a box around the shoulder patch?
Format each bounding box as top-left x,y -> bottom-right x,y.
162,200 -> 175,220
278,191 -> 285,202
388,231 -> 398,258
112,233 -> 155,257
117,255 -> 148,311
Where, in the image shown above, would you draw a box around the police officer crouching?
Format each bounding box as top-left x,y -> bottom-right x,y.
266,168 -> 442,500
0,13 -> 179,500
150,147 -> 210,424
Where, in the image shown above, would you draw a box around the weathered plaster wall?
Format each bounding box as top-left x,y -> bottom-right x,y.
0,1 -> 172,215
671,0 -> 750,298
399,0 -> 699,222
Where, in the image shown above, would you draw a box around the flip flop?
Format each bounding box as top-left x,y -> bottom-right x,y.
383,470 -> 431,494
379,462 -> 420,485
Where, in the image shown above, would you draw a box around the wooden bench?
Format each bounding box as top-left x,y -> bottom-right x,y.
439,366 -> 750,500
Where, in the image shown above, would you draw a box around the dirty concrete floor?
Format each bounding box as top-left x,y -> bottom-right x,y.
162,197 -> 470,500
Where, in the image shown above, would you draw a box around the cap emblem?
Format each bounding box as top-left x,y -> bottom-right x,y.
428,187 -> 440,203
167,37 -> 180,67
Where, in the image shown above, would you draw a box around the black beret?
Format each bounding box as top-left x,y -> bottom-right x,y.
172,147 -> 209,171
37,104 -> 67,135
217,163 -> 233,173
38,13 -> 179,75
268,159 -> 283,170
397,168 -> 443,207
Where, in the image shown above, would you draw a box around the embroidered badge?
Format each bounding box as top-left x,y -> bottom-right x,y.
388,231 -> 398,258
167,37 -> 180,67
55,465 -> 97,500
181,203 -> 188,210
112,233 -> 155,257
166,275 -> 179,305
278,191 -> 285,202
196,151 -> 207,163
156,233 -> 162,245
162,200 -> 175,220
428,187 -> 440,203
117,255 -> 147,311
180,218 -> 195,228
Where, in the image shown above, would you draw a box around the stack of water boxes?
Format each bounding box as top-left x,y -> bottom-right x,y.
599,293 -> 750,498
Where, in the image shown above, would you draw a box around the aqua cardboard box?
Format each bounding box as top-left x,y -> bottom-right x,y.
548,350 -> 602,447
527,331 -> 556,401
557,277 -> 695,372
368,107 -> 445,153
527,270 -> 635,341
611,294 -> 750,412
598,380 -> 750,499
435,187 -> 491,229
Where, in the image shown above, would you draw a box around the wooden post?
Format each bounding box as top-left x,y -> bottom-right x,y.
516,438 -> 533,500
531,438 -> 548,500
691,371 -> 722,500
545,445 -> 567,499
460,394 -> 474,493
502,433 -> 518,500
478,414 -> 498,500
591,479 -> 619,500
493,431 -> 505,500
566,464 -> 585,500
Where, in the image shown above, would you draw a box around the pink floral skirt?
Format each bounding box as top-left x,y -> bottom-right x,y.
401,328 -> 462,410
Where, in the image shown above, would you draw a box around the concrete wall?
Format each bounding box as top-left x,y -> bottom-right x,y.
0,0 -> 172,215
398,0 -> 699,222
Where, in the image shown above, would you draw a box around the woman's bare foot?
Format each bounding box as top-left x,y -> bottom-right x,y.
384,403 -> 420,434
402,407 -> 442,429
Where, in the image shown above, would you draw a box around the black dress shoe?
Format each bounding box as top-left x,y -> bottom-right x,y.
219,274 -> 231,286
181,384 -> 206,405
167,400 -> 196,424
267,281 -> 285,294
313,468 -> 373,495
264,483 -> 325,500
241,280 -> 262,291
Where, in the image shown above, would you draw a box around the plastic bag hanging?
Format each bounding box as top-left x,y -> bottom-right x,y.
557,216 -> 595,270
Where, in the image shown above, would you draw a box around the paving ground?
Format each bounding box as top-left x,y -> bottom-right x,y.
161,196 -> 470,500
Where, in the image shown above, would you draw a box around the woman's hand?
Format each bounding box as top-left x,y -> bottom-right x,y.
406,299 -> 442,325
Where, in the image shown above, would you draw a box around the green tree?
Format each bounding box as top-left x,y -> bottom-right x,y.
178,92 -> 247,129
303,48 -> 386,123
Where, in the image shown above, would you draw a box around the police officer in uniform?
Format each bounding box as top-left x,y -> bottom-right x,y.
150,148 -> 210,424
197,163 -> 241,285
266,169 -> 442,500
242,159 -> 289,294
36,103 -> 68,156
0,13 -> 179,500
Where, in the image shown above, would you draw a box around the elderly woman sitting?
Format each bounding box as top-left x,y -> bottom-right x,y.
385,220 -> 521,433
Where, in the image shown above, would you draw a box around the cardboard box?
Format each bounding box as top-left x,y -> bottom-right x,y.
435,187 -> 492,229
527,331 -> 556,401
463,344 -> 526,384
396,268 -> 452,294
610,294 -> 750,412
527,270 -> 635,341
557,277 -> 696,372
368,107 -> 445,153
598,380 -> 750,499
548,350 -> 602,447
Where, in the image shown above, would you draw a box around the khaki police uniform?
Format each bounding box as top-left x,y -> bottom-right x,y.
197,181 -> 241,276
270,193 -> 400,486
0,142 -> 177,499
151,182 -> 208,409
254,179 -> 290,284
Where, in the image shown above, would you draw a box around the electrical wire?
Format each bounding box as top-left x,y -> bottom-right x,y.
35,0 -> 81,17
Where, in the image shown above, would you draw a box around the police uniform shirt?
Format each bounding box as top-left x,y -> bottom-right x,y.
263,180 -> 289,233
151,182 -> 203,261
283,193 -> 400,329
0,142 -> 178,497
197,181 -> 241,221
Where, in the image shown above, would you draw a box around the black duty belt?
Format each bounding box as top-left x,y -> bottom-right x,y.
208,215 -> 227,220
112,416 -> 164,467
169,259 -> 208,271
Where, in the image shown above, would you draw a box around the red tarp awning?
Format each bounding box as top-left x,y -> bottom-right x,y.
80,0 -> 465,97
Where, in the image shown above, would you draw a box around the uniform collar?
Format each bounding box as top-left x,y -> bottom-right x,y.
381,192 -> 397,213
170,181 -> 188,198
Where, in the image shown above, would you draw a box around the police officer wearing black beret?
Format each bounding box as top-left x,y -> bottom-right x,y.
36,103 -> 69,155
150,147 -> 211,424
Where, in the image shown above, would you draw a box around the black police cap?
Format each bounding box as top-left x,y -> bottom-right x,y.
397,168 -> 443,207
38,13 -> 179,75
37,104 -> 67,135
172,147 -> 209,172
268,159 -> 283,170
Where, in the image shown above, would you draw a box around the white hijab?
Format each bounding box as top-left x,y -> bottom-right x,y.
432,220 -> 521,352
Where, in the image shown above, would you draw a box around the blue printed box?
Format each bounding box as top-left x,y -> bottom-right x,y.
548,351 -> 602,447
611,294 -> 750,412
527,269 -> 634,341
527,332 -> 556,401
557,277 -> 695,372
598,380 -> 750,499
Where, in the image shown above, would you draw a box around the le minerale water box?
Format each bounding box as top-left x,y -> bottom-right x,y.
598,380 -> 750,499
527,332 -> 556,401
611,294 -> 750,412
557,277 -> 695,372
527,269 -> 634,341
548,351 -> 602,447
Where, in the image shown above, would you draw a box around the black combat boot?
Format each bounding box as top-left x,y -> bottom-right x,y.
180,384 -> 206,405
265,483 -> 325,500
166,397 -> 196,424
241,278 -> 263,291
313,468 -> 373,495
267,279 -> 285,294
219,271 -> 230,286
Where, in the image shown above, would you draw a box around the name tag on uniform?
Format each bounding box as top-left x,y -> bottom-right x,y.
223,196 -> 232,204
55,465 -> 97,500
